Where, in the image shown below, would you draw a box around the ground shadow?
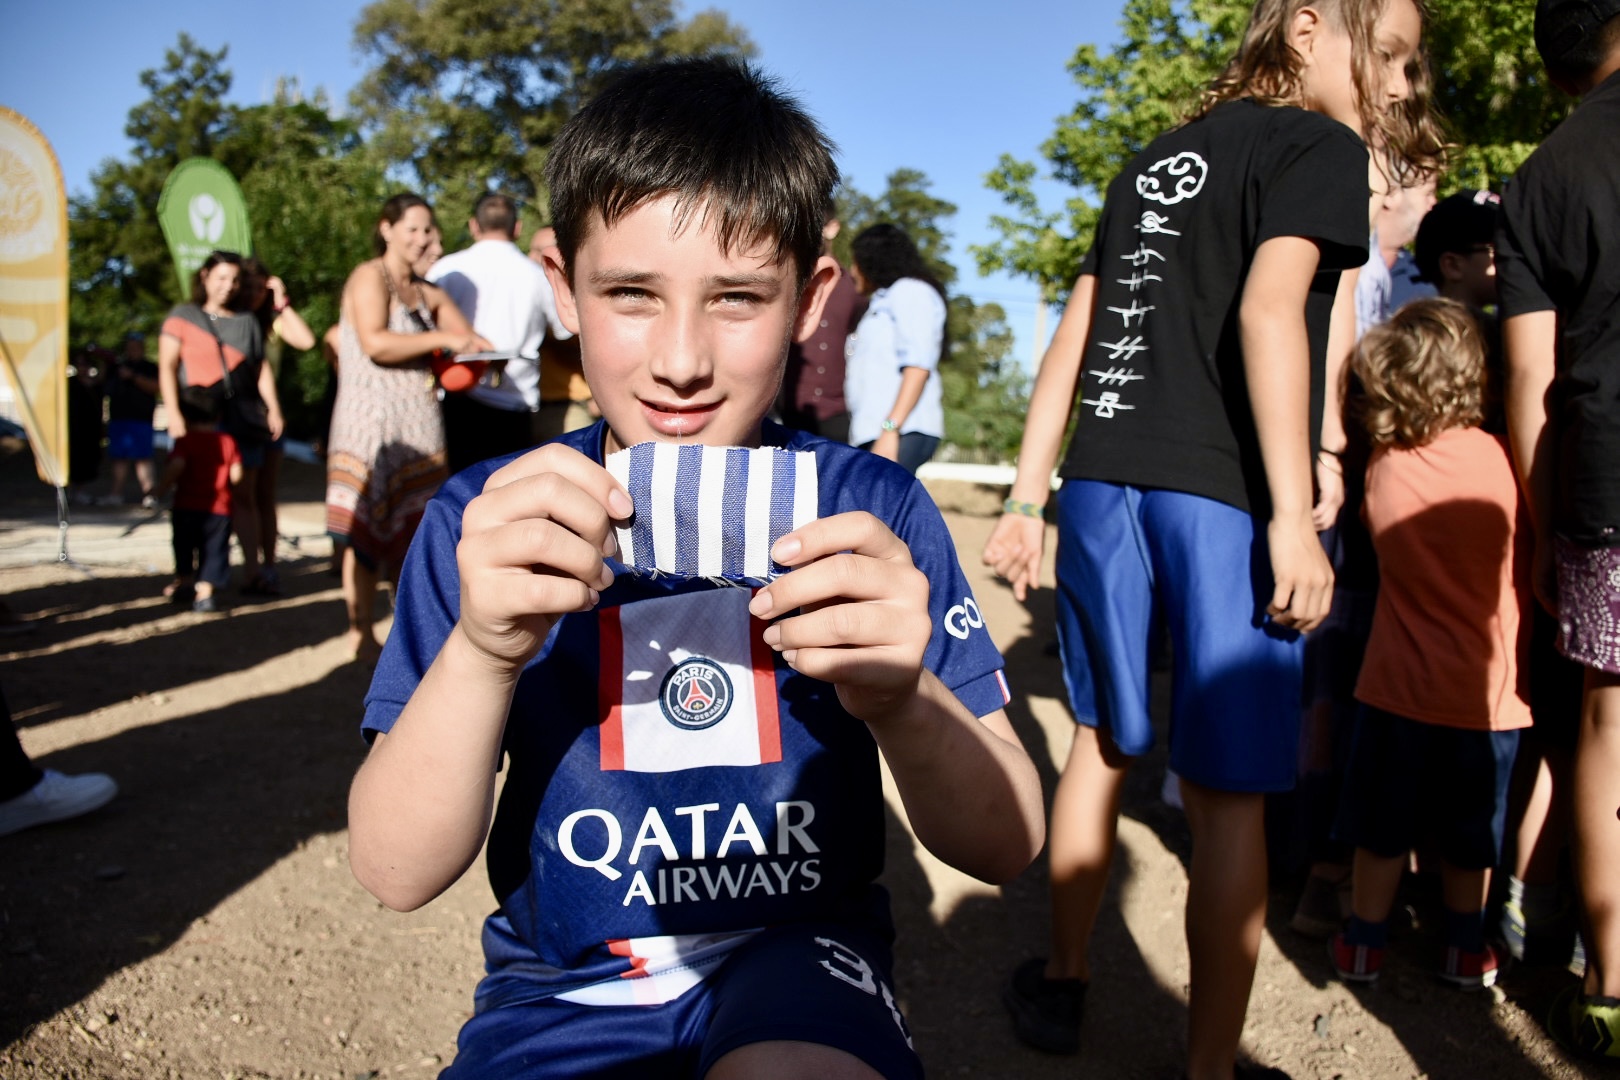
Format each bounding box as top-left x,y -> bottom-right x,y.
0,623 -> 375,1044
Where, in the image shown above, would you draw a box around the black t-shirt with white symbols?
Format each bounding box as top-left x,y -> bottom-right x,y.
1058,100 -> 1370,516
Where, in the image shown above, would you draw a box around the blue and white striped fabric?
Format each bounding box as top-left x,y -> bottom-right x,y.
605,442 -> 819,585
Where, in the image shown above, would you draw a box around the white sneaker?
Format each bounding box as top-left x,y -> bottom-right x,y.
0,769 -> 118,837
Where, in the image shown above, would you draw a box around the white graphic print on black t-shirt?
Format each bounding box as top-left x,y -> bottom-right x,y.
1058,100 -> 1369,515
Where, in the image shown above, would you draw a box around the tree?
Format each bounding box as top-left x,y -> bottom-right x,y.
69,35 -> 235,346
349,0 -> 754,205
70,39 -> 392,437
974,0 -> 1574,300
837,170 -> 1028,461
233,88 -> 392,438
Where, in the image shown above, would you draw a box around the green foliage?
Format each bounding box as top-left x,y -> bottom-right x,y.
69,35 -> 235,347
837,170 -> 1027,461
349,0 -> 755,204
70,37 -> 393,439
974,0 -> 1575,300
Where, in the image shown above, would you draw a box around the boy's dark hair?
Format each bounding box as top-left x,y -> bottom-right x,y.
472,192 -> 519,238
1413,190 -> 1501,283
850,224 -> 946,299
1536,0 -> 1620,87
545,57 -> 839,285
189,250 -> 243,306
178,385 -> 221,426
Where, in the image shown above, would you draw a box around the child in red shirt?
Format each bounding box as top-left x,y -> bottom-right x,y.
155,386 -> 242,613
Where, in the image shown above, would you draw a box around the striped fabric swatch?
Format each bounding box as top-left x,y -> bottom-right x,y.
605,442 -> 818,584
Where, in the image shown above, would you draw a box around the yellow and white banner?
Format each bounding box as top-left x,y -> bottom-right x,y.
0,106 -> 69,488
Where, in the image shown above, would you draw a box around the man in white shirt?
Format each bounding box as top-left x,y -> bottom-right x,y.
427,192 -> 573,473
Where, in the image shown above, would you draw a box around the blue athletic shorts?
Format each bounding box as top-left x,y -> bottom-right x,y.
442,922 -> 920,1079
106,420 -> 154,460
1335,705 -> 1520,870
1053,480 -> 1305,792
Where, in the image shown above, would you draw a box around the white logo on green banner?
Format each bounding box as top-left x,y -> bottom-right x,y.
158,158 -> 252,294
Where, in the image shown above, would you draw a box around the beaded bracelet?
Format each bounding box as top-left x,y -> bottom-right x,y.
1003,498 -> 1045,519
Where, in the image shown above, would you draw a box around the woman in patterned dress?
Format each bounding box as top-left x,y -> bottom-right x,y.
326,193 -> 491,662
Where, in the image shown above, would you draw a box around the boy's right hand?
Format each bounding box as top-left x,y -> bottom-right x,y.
982,513 -> 1047,603
1266,512 -> 1334,633
454,444 -> 631,674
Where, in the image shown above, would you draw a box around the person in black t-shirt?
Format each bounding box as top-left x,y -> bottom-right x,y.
1499,0 -> 1620,1062
984,0 -> 1444,1074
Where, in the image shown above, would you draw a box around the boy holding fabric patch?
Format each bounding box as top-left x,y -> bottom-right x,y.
346,58 -> 1044,1080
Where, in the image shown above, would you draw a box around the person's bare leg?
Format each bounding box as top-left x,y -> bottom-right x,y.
1180,778 -> 1267,1080
1047,724 -> 1130,980
135,457 -> 155,500
106,458 -> 129,501
1440,863 -> 1490,920
1575,671 -> 1620,998
706,1040 -> 881,1080
233,465 -> 262,583
342,546 -> 382,662
1350,847 -> 1405,925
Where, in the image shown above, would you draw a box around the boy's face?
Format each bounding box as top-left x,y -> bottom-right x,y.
544,195 -> 837,455
1441,244 -> 1498,309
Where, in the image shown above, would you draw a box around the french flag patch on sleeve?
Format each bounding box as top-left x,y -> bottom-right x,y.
606,442 -> 818,585
598,588 -> 783,773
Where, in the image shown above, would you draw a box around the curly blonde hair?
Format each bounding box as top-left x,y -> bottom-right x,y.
1353,298 -> 1486,449
1196,0 -> 1447,182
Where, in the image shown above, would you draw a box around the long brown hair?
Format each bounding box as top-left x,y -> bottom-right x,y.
1196,0 -> 1446,181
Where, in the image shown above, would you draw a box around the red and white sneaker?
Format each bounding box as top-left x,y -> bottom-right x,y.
1329,932 -> 1384,983
1438,942 -> 1500,989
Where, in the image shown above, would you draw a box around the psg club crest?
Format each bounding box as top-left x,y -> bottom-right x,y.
659,657 -> 734,731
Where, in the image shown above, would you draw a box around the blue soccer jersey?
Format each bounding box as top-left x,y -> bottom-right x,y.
362,422 -> 1008,1012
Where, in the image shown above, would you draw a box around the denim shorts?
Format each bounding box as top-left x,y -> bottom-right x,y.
1053,480 -> 1305,792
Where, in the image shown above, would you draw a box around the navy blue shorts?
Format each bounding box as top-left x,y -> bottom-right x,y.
442,922 -> 920,1079
1335,705 -> 1520,870
106,420 -> 154,460
1053,480 -> 1305,792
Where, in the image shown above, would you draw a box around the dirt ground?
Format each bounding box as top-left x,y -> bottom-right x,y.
0,438 -> 1600,1080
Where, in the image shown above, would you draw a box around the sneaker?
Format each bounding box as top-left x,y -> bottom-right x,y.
1500,894 -> 1581,967
0,770 -> 118,837
1002,957 -> 1086,1054
1291,873 -> 1352,938
1329,932 -> 1383,983
1571,931 -> 1587,979
94,494 -> 123,507
1549,985 -> 1620,1061
139,494 -> 158,510
192,594 -> 218,614
1438,942 -> 1500,990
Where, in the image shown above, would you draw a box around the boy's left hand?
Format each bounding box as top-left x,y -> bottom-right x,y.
747,511 -> 931,723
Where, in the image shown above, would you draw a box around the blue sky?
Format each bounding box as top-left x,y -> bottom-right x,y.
2,1 -> 1121,366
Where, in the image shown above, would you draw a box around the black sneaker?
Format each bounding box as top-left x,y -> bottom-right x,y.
1002,957 -> 1085,1054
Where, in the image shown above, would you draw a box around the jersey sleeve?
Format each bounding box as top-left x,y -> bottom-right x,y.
1254,115 -> 1370,273
1494,171 -> 1557,318
815,444 -> 1009,717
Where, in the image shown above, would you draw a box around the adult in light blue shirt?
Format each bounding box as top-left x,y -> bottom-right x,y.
844,224 -> 947,473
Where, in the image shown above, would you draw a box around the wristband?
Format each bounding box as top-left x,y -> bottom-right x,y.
879,418 -> 899,433
273,300 -> 290,314
1003,498 -> 1045,519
